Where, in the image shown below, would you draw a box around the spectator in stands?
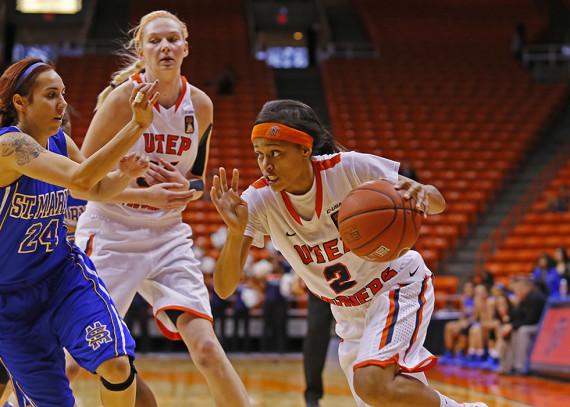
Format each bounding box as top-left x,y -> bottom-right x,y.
512,22 -> 527,62
261,259 -> 290,353
463,285 -> 492,367
498,277 -> 546,375
232,275 -> 261,352
482,289 -> 513,371
546,185 -> 570,212
532,253 -> 560,298
554,247 -> 570,298
440,281 -> 475,364
399,160 -> 419,181
473,268 -> 494,290
216,64 -> 237,96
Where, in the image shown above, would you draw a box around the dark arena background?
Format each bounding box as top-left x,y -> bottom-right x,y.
1,0 -> 570,406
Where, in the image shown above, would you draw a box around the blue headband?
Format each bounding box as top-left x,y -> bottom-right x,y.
14,62 -> 48,92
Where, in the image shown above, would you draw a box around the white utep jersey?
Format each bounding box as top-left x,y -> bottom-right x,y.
88,72 -> 199,224
243,151 -> 431,306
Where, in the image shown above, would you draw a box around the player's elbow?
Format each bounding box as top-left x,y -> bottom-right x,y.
427,185 -> 446,215
214,274 -> 238,299
214,284 -> 235,300
69,175 -> 94,195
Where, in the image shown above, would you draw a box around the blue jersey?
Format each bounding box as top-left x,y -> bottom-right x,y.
65,195 -> 87,243
0,126 -> 72,291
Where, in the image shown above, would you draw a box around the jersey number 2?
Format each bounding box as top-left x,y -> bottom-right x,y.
19,219 -> 59,253
324,263 -> 356,294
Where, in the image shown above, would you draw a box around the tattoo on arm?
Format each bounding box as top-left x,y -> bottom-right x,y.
0,133 -> 45,166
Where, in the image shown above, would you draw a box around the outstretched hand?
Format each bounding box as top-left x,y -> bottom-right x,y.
210,167 -> 248,235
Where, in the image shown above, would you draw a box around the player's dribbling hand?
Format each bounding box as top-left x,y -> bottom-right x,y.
129,81 -> 160,128
118,152 -> 150,178
210,167 -> 248,235
395,177 -> 430,217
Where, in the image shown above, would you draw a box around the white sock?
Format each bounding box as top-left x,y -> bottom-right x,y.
7,393 -> 17,405
438,391 -> 463,407
489,348 -> 499,358
438,392 -> 488,407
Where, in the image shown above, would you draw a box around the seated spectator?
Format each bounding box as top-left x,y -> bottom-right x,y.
554,247 -> 570,280
440,281 -> 475,364
260,259 -> 290,353
399,160 -> 419,181
480,288 -> 513,371
463,284 -> 492,367
498,277 -> 546,375
473,268 -> 494,290
546,185 -> 570,212
532,253 -> 560,298
216,64 -> 237,95
231,275 -> 261,352
511,22 -> 527,63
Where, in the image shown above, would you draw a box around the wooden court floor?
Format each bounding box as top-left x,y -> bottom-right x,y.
70,354 -> 570,407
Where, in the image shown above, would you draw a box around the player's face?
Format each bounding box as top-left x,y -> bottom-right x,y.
140,17 -> 188,73
20,70 -> 67,135
253,138 -> 313,194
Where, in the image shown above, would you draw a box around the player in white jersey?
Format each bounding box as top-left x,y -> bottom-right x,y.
211,100 -> 488,407
73,10 -> 250,407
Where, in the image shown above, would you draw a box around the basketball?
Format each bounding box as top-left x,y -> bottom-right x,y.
338,179 -> 423,262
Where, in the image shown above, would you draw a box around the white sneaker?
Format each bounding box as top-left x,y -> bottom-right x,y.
464,403 -> 488,407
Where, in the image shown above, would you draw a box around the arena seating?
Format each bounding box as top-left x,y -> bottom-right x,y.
485,158 -> 570,279
322,0 -> 567,271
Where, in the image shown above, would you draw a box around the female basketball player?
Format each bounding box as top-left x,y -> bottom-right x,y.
211,99 -> 488,407
74,10 -> 250,406
0,58 -> 158,407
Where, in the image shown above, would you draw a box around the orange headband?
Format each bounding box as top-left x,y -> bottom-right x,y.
251,122 -> 313,149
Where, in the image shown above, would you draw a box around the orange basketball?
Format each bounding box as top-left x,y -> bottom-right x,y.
338,179 -> 423,262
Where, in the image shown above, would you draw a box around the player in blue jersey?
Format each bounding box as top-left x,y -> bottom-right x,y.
0,57 -> 159,407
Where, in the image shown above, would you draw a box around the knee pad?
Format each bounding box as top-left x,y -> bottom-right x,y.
100,357 -> 137,392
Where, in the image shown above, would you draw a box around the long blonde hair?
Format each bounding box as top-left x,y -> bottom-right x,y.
96,10 -> 188,110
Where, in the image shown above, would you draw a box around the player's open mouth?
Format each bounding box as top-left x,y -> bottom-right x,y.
265,175 -> 279,184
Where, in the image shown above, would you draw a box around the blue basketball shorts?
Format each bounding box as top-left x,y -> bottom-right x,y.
0,248 -> 136,407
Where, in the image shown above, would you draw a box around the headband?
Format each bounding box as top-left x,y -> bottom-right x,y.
251,122 -> 313,149
14,62 -> 48,91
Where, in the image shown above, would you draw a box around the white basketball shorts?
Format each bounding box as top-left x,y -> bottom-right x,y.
332,253 -> 436,406
75,208 -> 212,341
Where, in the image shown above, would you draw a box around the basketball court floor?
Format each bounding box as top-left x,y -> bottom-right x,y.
70,353 -> 570,406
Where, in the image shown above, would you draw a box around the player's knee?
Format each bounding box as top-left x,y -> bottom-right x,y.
353,365 -> 397,405
65,359 -> 81,381
98,356 -> 135,388
191,337 -> 222,369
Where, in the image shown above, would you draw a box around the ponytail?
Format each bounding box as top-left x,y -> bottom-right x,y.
95,60 -> 145,110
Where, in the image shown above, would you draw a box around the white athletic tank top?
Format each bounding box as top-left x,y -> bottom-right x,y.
88,72 -> 199,225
